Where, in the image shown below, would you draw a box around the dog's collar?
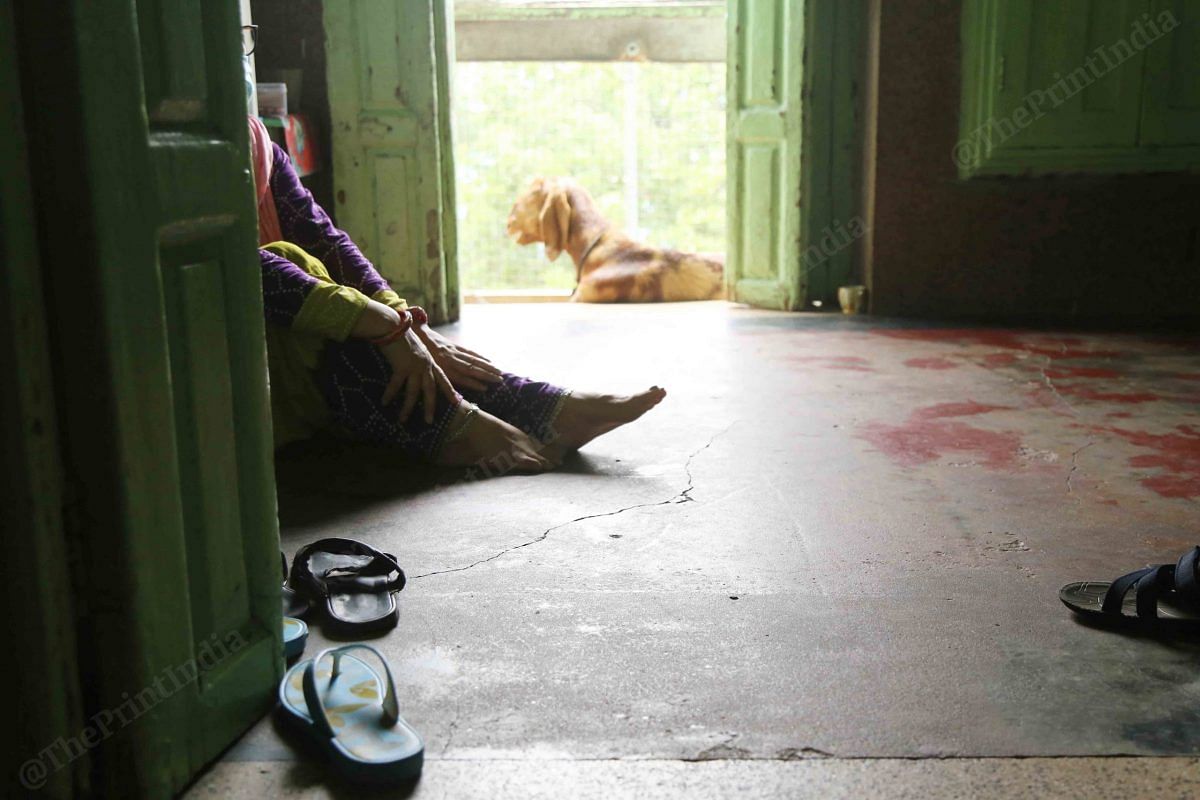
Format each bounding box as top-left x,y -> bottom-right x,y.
575,226 -> 608,284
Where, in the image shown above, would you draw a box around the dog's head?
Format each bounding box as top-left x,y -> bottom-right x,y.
506,177 -> 572,262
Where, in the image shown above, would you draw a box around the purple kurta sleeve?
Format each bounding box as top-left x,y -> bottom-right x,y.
260,248 -> 321,327
268,144 -> 393,298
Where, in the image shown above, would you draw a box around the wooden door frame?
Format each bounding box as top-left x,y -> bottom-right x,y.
435,0 -> 462,321
797,0 -> 869,310
1,4 -> 84,795
330,0 -> 867,311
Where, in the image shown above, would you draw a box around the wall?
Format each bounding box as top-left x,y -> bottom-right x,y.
250,0 -> 336,215
865,1 -> 1200,324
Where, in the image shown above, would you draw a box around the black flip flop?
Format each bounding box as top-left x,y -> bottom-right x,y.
282,552 -> 312,619
290,538 -> 407,635
1060,545 -> 1200,629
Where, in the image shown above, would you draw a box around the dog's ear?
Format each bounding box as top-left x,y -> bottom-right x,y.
538,183 -> 571,262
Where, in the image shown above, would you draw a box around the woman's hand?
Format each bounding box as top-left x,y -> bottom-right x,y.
379,330 -> 457,424
415,324 -> 504,392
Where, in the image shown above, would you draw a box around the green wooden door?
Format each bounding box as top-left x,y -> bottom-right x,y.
325,0 -> 459,323
1,4 -> 84,795
16,0 -> 280,795
1142,0 -> 1200,146
994,0 -> 1149,149
726,0 -> 804,310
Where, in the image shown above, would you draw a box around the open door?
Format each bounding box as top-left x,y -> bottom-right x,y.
324,0 -> 459,324
16,1 -> 280,795
727,0 -> 864,311
726,0 -> 804,309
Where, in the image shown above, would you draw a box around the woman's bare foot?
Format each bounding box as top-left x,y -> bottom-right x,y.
546,387 -> 667,459
435,405 -> 553,474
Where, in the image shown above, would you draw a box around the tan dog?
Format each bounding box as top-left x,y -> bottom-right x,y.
506,177 -> 725,302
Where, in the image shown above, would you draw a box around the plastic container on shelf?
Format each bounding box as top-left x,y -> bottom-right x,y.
256,82 -> 287,116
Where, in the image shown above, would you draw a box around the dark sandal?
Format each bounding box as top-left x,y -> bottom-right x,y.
1060,545 -> 1200,628
290,538 -> 407,635
282,552 -> 312,619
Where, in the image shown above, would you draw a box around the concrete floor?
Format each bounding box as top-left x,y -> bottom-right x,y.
190,304 -> 1200,798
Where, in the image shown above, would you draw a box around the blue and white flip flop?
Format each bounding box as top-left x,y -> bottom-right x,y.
283,617 -> 308,660
278,644 -> 424,782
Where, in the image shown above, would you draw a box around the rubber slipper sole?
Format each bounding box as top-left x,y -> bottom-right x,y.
1060,581 -> 1200,629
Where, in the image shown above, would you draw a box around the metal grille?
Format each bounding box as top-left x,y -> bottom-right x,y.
452,60 -> 726,293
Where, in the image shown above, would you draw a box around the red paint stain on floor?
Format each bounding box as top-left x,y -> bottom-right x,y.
904,357 -> 959,370
913,401 -> 1011,419
1094,424 -> 1200,499
873,329 -> 1121,360
860,401 -> 1020,469
980,352 -> 1019,368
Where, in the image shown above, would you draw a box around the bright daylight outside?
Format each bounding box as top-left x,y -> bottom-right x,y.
452,1 -> 726,297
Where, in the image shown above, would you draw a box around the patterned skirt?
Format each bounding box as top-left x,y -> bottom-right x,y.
317,338 -> 568,460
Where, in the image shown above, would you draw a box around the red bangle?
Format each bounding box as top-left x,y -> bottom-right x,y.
409,306 -> 428,326
370,310 -> 412,346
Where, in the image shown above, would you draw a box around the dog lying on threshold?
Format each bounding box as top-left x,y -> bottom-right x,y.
506,177 -> 725,302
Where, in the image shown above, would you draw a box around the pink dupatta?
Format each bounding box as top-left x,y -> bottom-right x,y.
248,116 -> 283,245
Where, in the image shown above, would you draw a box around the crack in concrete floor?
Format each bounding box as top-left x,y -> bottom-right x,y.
1066,440 -> 1095,495
412,423 -> 737,580
1033,355 -> 1079,417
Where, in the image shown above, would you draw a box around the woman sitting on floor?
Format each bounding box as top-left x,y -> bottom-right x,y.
251,118 -> 664,471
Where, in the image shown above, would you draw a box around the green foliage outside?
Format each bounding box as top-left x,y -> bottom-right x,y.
453,61 -> 726,291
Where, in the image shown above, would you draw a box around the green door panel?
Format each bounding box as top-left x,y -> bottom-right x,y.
16,0 -> 280,795
324,0 -> 459,323
727,0 -> 804,309
996,0 -> 1148,150
1141,0 -> 1200,146
1,4 -> 85,795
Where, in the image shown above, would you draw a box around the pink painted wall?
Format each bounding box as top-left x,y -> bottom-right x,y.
866,1 -> 1200,323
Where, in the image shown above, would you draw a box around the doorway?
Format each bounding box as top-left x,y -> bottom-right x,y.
316,0 -> 862,318
452,1 -> 727,301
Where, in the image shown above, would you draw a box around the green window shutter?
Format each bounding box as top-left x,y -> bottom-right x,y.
960,0 -> 1200,176
1141,0 -> 1200,146
993,0 -> 1147,150
324,0 -> 458,323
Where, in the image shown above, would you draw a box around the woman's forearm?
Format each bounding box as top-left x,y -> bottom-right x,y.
350,299 -> 404,340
